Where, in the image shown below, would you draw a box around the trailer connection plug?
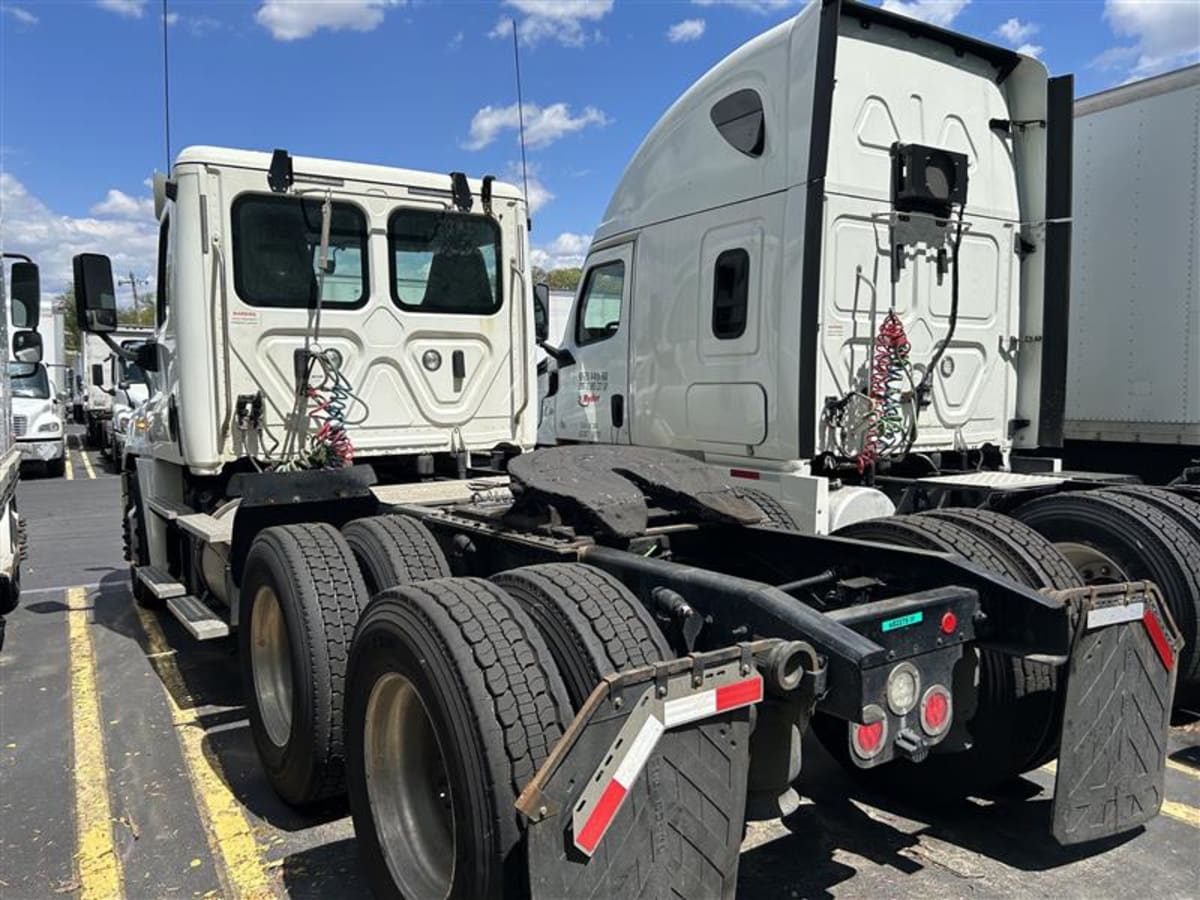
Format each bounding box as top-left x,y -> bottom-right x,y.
235,392 -> 264,430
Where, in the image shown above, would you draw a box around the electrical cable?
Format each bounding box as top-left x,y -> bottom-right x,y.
916,202 -> 967,405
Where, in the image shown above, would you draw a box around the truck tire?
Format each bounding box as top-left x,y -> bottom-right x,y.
918,509 -> 1083,590
345,578 -> 572,900
46,457 -> 66,478
734,486 -> 800,531
1016,491 -> 1200,684
492,563 -> 671,707
1098,485 -> 1200,542
239,523 -> 369,806
830,515 -> 1061,791
122,472 -> 156,609
343,515 -> 450,596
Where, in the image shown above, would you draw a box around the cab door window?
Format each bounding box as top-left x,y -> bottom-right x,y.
575,261 -> 625,346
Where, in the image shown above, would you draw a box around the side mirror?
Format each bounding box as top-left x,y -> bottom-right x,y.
118,381 -> 131,391
91,363 -> 105,388
72,253 -> 118,333
10,262 -> 40,330
135,342 -> 159,374
533,282 -> 550,344
12,330 -> 43,363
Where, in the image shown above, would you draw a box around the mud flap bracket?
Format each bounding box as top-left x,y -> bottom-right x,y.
518,641 -> 782,900
1051,581 -> 1182,844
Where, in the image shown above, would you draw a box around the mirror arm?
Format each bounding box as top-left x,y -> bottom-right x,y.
97,332 -> 141,364
537,339 -> 574,367
1,252 -> 33,263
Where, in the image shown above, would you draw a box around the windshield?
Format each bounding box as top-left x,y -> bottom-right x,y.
9,362 -> 50,399
389,208 -> 502,314
232,193 -> 369,308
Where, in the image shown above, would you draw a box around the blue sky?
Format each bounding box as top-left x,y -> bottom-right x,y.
1,0 -> 1198,296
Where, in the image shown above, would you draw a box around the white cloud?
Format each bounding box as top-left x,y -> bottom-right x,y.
0,174 -> 159,298
667,18 -> 706,42
879,0 -> 970,28
464,102 -> 608,151
91,190 -> 156,220
996,17 -> 1038,44
255,0 -> 403,41
531,232 -> 591,270
97,0 -> 147,18
448,30 -> 464,50
503,162 -> 554,214
1100,0 -> 1200,79
1016,43 -> 1044,59
2,6 -> 38,25
691,0 -> 795,13
490,0 -> 613,48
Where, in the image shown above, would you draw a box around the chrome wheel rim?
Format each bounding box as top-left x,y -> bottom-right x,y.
364,672 -> 455,899
1056,541 -> 1128,585
251,585 -> 293,747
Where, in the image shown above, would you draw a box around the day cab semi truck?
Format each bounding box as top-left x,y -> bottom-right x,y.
79,325 -> 153,454
535,3 -> 1200,692
1,254 -> 46,645
71,2 -> 1183,897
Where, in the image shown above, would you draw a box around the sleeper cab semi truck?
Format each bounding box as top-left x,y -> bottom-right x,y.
534,0 -> 1200,689
73,4 -> 1181,898
1,254 -> 45,644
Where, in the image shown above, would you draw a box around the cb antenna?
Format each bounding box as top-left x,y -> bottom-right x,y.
161,0 -> 172,169
511,19 -> 531,231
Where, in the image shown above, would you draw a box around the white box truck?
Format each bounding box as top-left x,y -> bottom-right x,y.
1060,64 -> 1200,482
0,253 -> 44,643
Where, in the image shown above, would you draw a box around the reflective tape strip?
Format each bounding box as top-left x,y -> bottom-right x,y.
662,675 -> 763,729
1142,608 -> 1175,671
573,673 -> 764,857
1086,601 -> 1144,629
612,715 -> 664,789
575,780 -> 627,855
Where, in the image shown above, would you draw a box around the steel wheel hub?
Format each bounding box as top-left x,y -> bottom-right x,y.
364,672 -> 455,899
251,585 -> 294,747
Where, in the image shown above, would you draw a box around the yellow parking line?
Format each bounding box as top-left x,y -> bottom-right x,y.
64,452 -> 74,480
133,604 -> 276,899
1041,761 -> 1199,829
1166,758 -> 1200,781
80,450 -> 97,480
1161,799 -> 1200,828
67,586 -> 124,900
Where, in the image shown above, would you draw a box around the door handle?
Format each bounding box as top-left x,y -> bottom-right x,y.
611,394 -> 624,429
452,350 -> 466,379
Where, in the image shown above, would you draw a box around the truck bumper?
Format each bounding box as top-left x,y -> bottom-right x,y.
16,439 -> 64,463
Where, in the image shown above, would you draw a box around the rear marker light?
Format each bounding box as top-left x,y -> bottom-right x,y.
730,468 -> 760,480
940,611 -> 957,634
919,685 -> 953,738
850,704 -> 887,760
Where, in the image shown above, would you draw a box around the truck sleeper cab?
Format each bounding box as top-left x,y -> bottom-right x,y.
537,0 -> 1200,688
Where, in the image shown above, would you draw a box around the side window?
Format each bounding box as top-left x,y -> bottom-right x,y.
155,216 -> 169,328
711,89 -> 765,158
712,249 -> 749,339
575,261 -> 625,346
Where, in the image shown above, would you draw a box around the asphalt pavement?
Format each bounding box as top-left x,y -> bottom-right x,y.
0,437 -> 1197,899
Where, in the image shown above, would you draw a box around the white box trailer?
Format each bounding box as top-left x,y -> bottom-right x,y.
1062,64 -> 1200,480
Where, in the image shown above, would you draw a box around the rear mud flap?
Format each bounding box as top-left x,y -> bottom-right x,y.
1052,582 -> 1183,844
517,644 -> 774,900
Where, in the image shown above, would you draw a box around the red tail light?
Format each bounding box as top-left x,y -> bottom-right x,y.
850,705 -> 887,760
919,685 -> 952,737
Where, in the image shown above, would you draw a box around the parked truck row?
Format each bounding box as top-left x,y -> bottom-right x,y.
66,1 -> 1190,897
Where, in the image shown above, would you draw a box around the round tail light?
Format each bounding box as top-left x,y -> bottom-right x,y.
885,662 -> 920,716
850,704 -> 888,760
919,685 -> 953,738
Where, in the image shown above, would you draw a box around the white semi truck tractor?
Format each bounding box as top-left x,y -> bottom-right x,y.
0,253 -> 45,646
80,325 -> 152,454
70,4 -> 1184,896
535,1 -> 1200,692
